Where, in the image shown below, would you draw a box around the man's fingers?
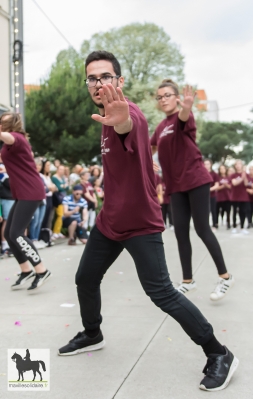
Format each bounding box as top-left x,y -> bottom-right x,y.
91,114 -> 105,123
116,87 -> 125,101
100,84 -> 118,102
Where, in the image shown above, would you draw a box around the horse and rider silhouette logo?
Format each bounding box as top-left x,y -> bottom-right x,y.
11,349 -> 46,381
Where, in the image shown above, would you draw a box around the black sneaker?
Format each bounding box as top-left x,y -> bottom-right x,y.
27,270 -> 51,291
11,270 -> 35,290
58,330 -> 105,356
199,346 -> 239,391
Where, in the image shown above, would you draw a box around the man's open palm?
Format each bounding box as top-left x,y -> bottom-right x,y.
91,84 -> 129,126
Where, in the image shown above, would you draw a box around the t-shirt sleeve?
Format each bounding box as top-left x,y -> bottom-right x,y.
62,196 -> 68,206
178,112 -> 196,140
123,103 -> 147,154
150,130 -> 157,146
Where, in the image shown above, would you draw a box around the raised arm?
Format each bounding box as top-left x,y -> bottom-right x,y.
177,86 -> 197,122
91,84 -> 132,134
0,126 -> 15,145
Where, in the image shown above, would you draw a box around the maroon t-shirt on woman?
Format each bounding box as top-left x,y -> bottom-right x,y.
247,176 -> 253,203
209,171 -> 219,198
229,173 -> 249,202
1,132 -> 45,200
150,112 -> 212,197
216,176 -> 231,202
96,100 -> 164,241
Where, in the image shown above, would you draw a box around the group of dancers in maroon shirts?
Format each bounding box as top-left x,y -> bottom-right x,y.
0,51 -> 240,391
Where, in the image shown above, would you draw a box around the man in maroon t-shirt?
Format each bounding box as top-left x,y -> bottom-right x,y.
58,51 -> 238,392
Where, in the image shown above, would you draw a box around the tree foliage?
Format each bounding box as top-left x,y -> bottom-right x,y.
25,23 -> 185,161
26,53 -> 101,164
198,121 -> 250,163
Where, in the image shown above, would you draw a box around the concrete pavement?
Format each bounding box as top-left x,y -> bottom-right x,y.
0,227 -> 252,399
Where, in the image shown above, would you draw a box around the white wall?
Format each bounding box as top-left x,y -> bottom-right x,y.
0,0 -> 11,111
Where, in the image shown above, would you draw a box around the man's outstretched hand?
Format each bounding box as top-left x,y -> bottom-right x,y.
91,84 -> 130,127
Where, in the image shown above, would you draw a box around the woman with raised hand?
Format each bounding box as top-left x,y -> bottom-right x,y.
151,80 -> 234,301
0,112 -> 51,291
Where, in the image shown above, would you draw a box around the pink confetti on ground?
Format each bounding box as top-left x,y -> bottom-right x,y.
65,324 -> 70,327
87,353 -> 92,357
222,329 -> 227,332
14,321 -> 22,326
5,277 -> 10,281
27,332 -> 31,334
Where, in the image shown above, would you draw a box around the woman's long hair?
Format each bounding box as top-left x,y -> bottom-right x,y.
0,112 -> 29,139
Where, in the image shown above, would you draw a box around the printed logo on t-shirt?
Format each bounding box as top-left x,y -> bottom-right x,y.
101,136 -> 110,155
220,179 -> 228,184
160,124 -> 174,138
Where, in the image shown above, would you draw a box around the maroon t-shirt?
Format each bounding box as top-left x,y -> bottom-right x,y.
209,171 -> 219,198
162,180 -> 170,205
229,173 -> 249,202
82,181 -> 95,198
150,112 -> 212,196
247,176 -> 253,202
1,132 -> 45,200
96,100 -> 164,240
216,176 -> 231,202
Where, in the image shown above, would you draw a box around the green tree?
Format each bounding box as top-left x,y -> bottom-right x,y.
25,53 -> 101,164
81,22 -> 185,133
198,121 -> 248,162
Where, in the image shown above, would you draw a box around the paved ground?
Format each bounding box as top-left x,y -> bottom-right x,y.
0,226 -> 252,399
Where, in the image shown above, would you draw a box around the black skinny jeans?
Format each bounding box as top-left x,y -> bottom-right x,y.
210,197 -> 217,228
5,200 -> 42,266
171,184 -> 227,280
75,225 -> 213,346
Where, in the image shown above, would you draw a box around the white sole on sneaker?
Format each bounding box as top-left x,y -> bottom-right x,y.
58,340 -> 106,356
27,272 -> 52,293
11,273 -> 35,290
210,278 -> 235,301
199,356 -> 239,392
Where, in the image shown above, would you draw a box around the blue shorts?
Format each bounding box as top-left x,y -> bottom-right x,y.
1,199 -> 15,220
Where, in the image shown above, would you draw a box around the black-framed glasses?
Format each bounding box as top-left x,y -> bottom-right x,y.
85,75 -> 120,88
155,93 -> 176,101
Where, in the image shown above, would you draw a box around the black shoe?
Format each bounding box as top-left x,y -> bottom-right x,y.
58,330 -> 105,356
27,270 -> 51,291
199,346 -> 239,391
11,270 -> 35,290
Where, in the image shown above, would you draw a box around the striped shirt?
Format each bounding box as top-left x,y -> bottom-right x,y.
62,195 -> 87,222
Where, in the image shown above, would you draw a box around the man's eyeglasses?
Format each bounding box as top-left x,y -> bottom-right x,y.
155,93 -> 176,102
75,193 -> 82,196
85,75 -> 120,88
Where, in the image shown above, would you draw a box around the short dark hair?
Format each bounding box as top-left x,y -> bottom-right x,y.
85,51 -> 121,77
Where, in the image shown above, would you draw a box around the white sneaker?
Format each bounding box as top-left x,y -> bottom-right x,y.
241,229 -> 249,235
169,225 -> 174,231
210,274 -> 235,301
52,233 -> 59,239
231,228 -> 237,234
39,240 -> 47,248
58,233 -> 66,238
176,280 -> 197,294
33,240 -> 44,249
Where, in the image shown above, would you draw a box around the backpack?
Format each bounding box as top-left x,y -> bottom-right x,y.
39,228 -> 53,247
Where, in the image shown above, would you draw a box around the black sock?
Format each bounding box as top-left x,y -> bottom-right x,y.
85,328 -> 100,338
202,335 -> 226,357
21,271 -> 33,275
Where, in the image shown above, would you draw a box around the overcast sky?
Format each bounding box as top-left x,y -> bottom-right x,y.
23,0 -> 253,124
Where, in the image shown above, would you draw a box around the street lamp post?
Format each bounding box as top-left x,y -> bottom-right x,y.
12,0 -> 25,127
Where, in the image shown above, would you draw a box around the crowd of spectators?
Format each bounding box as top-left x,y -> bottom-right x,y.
0,158 -> 104,255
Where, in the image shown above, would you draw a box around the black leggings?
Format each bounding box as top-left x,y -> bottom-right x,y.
210,197 -> 217,228
42,196 -> 53,229
232,201 -> 249,228
216,201 -> 231,226
76,225 -> 213,346
5,200 -> 42,266
161,203 -> 173,226
171,184 -> 227,280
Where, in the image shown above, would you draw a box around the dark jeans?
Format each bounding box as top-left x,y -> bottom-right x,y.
5,200 -> 42,266
171,184 -> 227,280
75,225 -> 213,346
